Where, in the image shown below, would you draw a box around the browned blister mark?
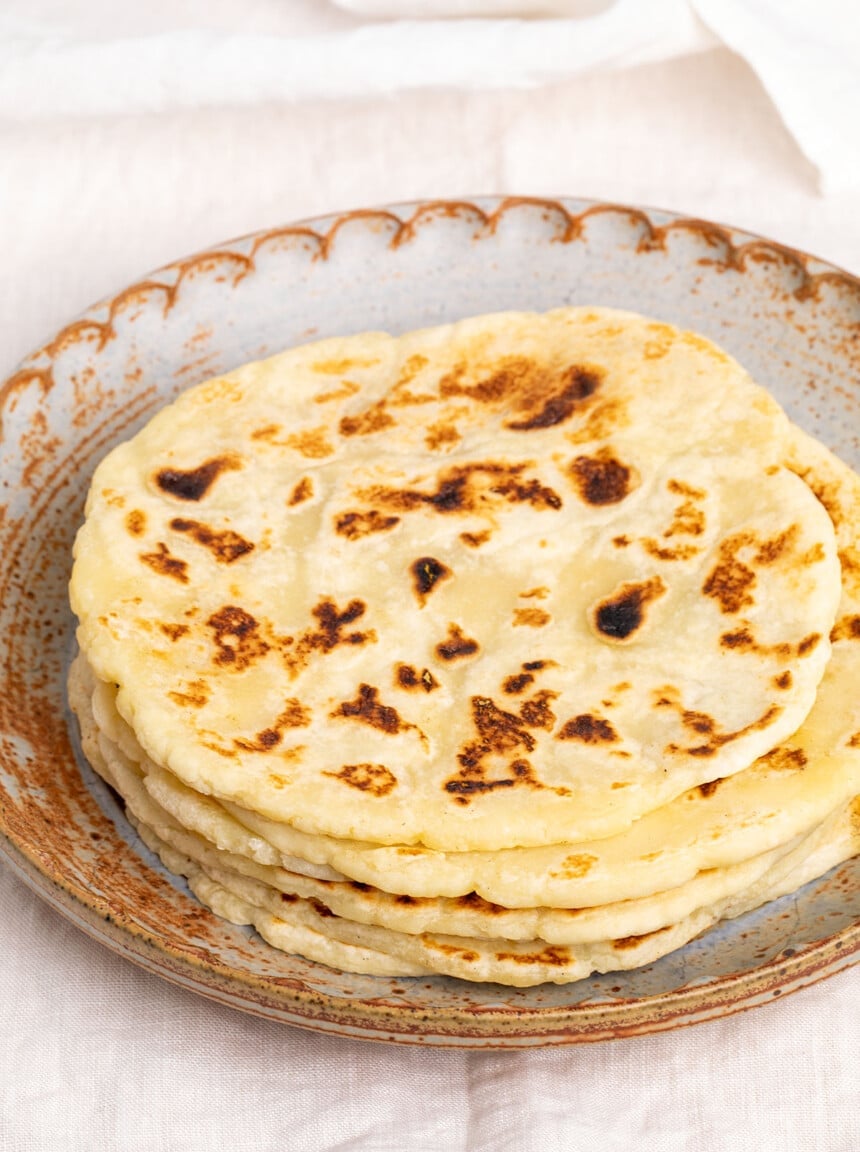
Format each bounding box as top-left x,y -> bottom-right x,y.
322,762 -> 398,797
612,927 -> 670,951
681,710 -> 716,735
503,672 -> 534,695
460,530 -> 491,548
754,524 -> 800,565
663,490 -> 706,538
518,690 -> 559,731
335,509 -> 401,540
641,540 -> 701,562
282,598 -> 376,677
666,704 -> 782,758
285,428 -> 335,459
288,477 -> 314,506
448,358 -> 605,432
396,664 -> 440,693
206,605 -> 270,671
252,423 -> 335,458
169,518 -> 254,563
125,509 -> 146,536
592,576 -> 666,641
557,714 -> 619,743
513,607 -> 551,627
831,615 -> 860,642
773,671 -> 792,689
444,692 -> 565,804
703,535 -> 757,614
797,633 -> 821,656
718,623 -> 792,658
639,480 -> 707,560
549,853 -> 597,880
312,357 -> 379,376
838,545 -> 860,599
697,778 -> 723,798
568,448 -> 634,505
703,525 -> 803,615
565,395 -> 629,446
411,556 -> 452,606
313,379 -> 360,404
491,474 -> 563,510
308,898 -> 337,919
423,940 -> 480,963
233,699 -> 312,752
339,402 -> 395,438
332,684 -> 410,735
393,353 -> 429,388
453,892 -> 508,913
139,542 -> 189,583
387,356 -> 435,406
168,680 -> 210,708
355,460 -> 561,519
759,746 -> 808,771
160,622 -> 189,641
667,478 -> 706,500
155,454 -> 241,501
435,623 -> 480,662
425,420 -> 461,450
493,945 -> 572,966
801,542 -> 825,565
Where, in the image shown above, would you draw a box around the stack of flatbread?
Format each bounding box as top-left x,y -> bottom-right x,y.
68,307 -> 860,986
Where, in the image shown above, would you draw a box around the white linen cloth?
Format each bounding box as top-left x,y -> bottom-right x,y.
0,4 -> 858,1148
1,0 -> 859,191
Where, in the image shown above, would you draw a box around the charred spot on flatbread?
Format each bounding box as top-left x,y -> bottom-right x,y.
322,762 -> 398,797
411,556 -> 452,605
169,518 -> 254,563
155,455 -> 241,501
591,577 -> 666,641
332,684 -> 411,735
335,509 -> 400,540
206,606 -> 270,670
557,714 -> 620,743
435,623 -> 480,662
139,542 -> 189,583
395,664 -> 440,693
568,449 -> 635,505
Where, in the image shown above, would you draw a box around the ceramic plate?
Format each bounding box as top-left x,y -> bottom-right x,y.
0,198 -> 858,1048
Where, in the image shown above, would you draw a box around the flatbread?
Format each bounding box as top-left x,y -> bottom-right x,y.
74,661 -> 857,986
70,308 -> 841,850
73,646 -> 860,909
72,667 -> 825,945
131,802 -> 860,987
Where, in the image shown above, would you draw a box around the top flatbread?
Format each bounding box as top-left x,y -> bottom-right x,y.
70,308 -> 842,850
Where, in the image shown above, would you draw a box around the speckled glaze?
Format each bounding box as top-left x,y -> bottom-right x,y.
0,198 -> 857,1047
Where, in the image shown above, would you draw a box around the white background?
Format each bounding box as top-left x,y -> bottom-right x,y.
1,4 -> 858,1149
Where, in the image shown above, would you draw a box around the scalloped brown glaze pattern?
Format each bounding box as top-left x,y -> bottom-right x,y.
0,197 -> 857,1047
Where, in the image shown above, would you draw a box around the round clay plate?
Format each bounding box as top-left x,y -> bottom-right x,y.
0,198 -> 858,1047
